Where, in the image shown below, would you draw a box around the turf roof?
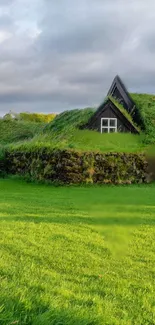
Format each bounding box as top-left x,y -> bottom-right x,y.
107,96 -> 140,132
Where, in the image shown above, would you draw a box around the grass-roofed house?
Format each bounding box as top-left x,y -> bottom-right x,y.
83,76 -> 141,134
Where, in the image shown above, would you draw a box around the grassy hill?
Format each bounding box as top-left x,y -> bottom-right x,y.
0,112 -> 56,146
7,108 -> 145,153
1,93 -> 155,153
0,119 -> 45,145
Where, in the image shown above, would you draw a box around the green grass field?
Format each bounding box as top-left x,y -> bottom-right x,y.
7,93 -> 155,154
11,130 -> 146,153
1,179 -> 155,324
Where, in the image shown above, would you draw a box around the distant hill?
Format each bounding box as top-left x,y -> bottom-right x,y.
0,112 -> 57,145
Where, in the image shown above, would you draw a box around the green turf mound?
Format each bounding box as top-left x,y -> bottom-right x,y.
0,119 -> 45,145
131,93 -> 155,143
1,93 -> 155,153
43,107 -> 95,135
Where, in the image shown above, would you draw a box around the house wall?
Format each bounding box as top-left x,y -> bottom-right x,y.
88,104 -> 131,133
100,107 -> 129,132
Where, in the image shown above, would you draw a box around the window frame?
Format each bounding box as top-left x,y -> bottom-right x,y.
101,118 -> 117,133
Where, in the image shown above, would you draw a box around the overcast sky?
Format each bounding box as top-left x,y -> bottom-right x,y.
0,0 -> 154,115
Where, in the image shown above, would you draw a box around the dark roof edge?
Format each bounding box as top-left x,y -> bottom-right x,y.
107,75 -> 135,107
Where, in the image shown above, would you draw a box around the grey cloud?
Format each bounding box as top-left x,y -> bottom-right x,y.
142,32 -> 155,53
0,15 -> 14,28
38,22 -> 125,56
0,0 -> 154,115
0,0 -> 15,6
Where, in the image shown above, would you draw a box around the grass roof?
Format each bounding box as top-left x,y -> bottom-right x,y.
130,93 -> 155,144
43,107 -> 95,135
107,96 -> 140,132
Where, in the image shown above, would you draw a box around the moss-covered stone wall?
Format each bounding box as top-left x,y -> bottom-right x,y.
5,149 -> 149,184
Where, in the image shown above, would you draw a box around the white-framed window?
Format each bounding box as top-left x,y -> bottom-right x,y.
101,118 -> 117,133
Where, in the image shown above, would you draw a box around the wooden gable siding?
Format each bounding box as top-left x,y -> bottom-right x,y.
107,76 -> 135,113
111,86 -> 129,112
85,100 -> 139,134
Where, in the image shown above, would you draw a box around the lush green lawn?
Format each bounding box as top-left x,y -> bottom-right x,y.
1,180 -> 155,324
22,131 -> 145,153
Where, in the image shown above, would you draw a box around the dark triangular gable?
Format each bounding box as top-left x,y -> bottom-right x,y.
84,98 -> 139,134
107,75 -> 135,114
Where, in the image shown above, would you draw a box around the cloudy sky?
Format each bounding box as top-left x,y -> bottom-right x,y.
0,0 -> 154,115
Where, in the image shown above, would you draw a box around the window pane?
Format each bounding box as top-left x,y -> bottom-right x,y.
110,119 -> 116,127
102,128 -> 108,133
102,119 -> 108,126
109,128 -> 116,133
